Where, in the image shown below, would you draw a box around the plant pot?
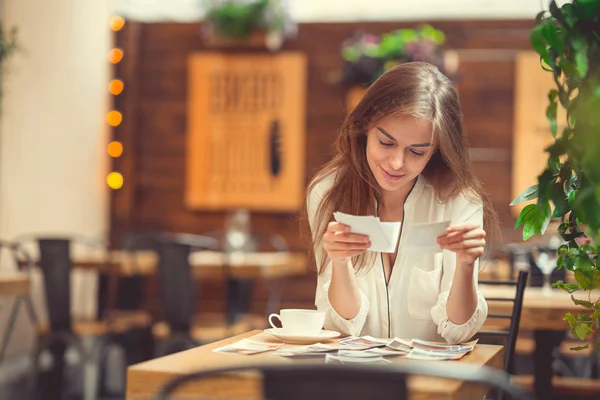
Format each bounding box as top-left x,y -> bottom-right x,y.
203,28 -> 268,49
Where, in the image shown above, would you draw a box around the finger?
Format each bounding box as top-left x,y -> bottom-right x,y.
324,231 -> 370,244
446,222 -> 481,233
328,221 -> 351,233
438,229 -> 485,244
329,249 -> 369,259
331,232 -> 370,243
440,239 -> 486,251
325,241 -> 371,252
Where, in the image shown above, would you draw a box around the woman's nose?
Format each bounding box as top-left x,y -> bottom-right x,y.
389,150 -> 404,170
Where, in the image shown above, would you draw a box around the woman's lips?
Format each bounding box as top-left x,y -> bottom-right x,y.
380,166 -> 405,181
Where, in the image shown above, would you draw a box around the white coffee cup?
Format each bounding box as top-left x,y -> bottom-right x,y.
268,309 -> 325,336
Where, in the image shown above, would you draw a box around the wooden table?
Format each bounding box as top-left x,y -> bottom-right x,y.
0,272 -> 30,296
480,284 -> 597,399
64,250 -> 309,279
127,330 -> 504,400
480,285 -> 589,331
0,272 -> 36,363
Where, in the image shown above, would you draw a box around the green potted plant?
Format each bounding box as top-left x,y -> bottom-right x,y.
0,22 -> 19,109
511,0 -> 600,351
338,25 -> 448,86
202,0 -> 297,51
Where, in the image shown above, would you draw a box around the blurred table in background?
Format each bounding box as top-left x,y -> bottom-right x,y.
481,284 -> 598,399
0,272 -> 29,296
28,250 -> 309,279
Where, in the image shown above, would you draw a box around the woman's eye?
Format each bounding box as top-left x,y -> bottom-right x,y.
379,140 -> 394,147
409,149 -> 425,156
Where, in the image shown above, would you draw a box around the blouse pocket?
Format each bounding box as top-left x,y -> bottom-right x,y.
407,265 -> 443,320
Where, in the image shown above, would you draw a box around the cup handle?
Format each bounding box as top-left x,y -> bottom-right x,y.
268,313 -> 281,329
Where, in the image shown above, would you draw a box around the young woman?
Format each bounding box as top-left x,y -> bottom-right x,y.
304,62 -> 497,344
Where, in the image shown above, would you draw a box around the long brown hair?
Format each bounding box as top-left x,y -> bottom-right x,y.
301,62 -> 499,275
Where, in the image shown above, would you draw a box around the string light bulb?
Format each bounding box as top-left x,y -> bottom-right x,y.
107,110 -> 122,127
107,141 -> 123,157
108,48 -> 123,64
109,79 -> 124,95
107,172 -> 124,190
109,16 -> 125,32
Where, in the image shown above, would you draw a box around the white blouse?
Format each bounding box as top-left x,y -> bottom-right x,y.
308,173 -> 488,344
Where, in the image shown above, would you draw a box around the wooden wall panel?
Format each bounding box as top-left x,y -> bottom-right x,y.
112,19 -> 535,311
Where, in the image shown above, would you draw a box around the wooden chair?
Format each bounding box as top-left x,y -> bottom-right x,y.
154,362 -> 533,400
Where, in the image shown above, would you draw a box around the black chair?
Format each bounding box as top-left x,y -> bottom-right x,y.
153,232 -> 221,356
204,229 -> 290,326
155,362 -> 533,400
0,241 -> 38,364
15,235 -> 151,400
478,270 -> 529,374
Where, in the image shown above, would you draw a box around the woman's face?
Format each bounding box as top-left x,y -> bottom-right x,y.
365,114 -> 437,193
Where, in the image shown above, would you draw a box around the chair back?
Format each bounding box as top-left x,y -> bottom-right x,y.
38,238 -> 72,331
156,233 -> 217,333
155,362 -> 533,400
262,364 -> 406,400
478,269 -> 529,374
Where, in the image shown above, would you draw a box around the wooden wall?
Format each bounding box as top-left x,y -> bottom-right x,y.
110,19 -> 535,313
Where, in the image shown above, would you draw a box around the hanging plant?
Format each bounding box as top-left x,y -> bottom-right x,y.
202,0 -> 297,51
511,0 -> 600,351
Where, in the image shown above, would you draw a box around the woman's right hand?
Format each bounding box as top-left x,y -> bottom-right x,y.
323,222 -> 371,264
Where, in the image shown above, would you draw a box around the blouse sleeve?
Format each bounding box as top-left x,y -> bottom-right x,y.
308,176 -> 370,337
430,196 -> 489,344
315,261 -> 370,336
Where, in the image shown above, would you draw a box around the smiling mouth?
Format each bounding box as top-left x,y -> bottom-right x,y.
380,166 -> 405,179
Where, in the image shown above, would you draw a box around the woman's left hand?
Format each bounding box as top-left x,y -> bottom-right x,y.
437,222 -> 486,266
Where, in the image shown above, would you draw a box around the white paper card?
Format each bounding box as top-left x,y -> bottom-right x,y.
333,212 -> 401,253
404,220 -> 451,253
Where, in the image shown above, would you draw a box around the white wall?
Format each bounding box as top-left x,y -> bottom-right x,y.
115,0 -> 566,22
0,0 -> 113,357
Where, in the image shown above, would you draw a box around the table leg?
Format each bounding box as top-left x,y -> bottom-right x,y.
533,330 -> 566,399
38,340 -> 67,400
0,297 -> 23,363
265,278 -> 283,319
226,278 -> 254,326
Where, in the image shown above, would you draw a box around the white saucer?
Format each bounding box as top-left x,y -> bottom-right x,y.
265,328 -> 341,344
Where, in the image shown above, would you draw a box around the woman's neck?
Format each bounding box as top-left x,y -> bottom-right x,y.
377,178 -> 417,220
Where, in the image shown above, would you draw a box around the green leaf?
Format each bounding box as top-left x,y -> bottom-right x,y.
515,204 -> 537,228
551,182 -> 570,218
553,280 -> 579,292
593,309 -> 600,328
546,101 -> 558,137
596,341 -> 600,352
575,269 -> 594,290
523,220 -> 537,241
568,189 -> 578,208
560,59 -> 578,77
510,185 -> 539,206
570,345 -> 590,351
549,1 -> 570,29
530,23 -> 549,60
564,312 -> 577,327
575,50 -> 589,78
542,19 -> 564,54
537,169 -> 555,205
573,322 -> 593,340
571,294 -> 594,308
